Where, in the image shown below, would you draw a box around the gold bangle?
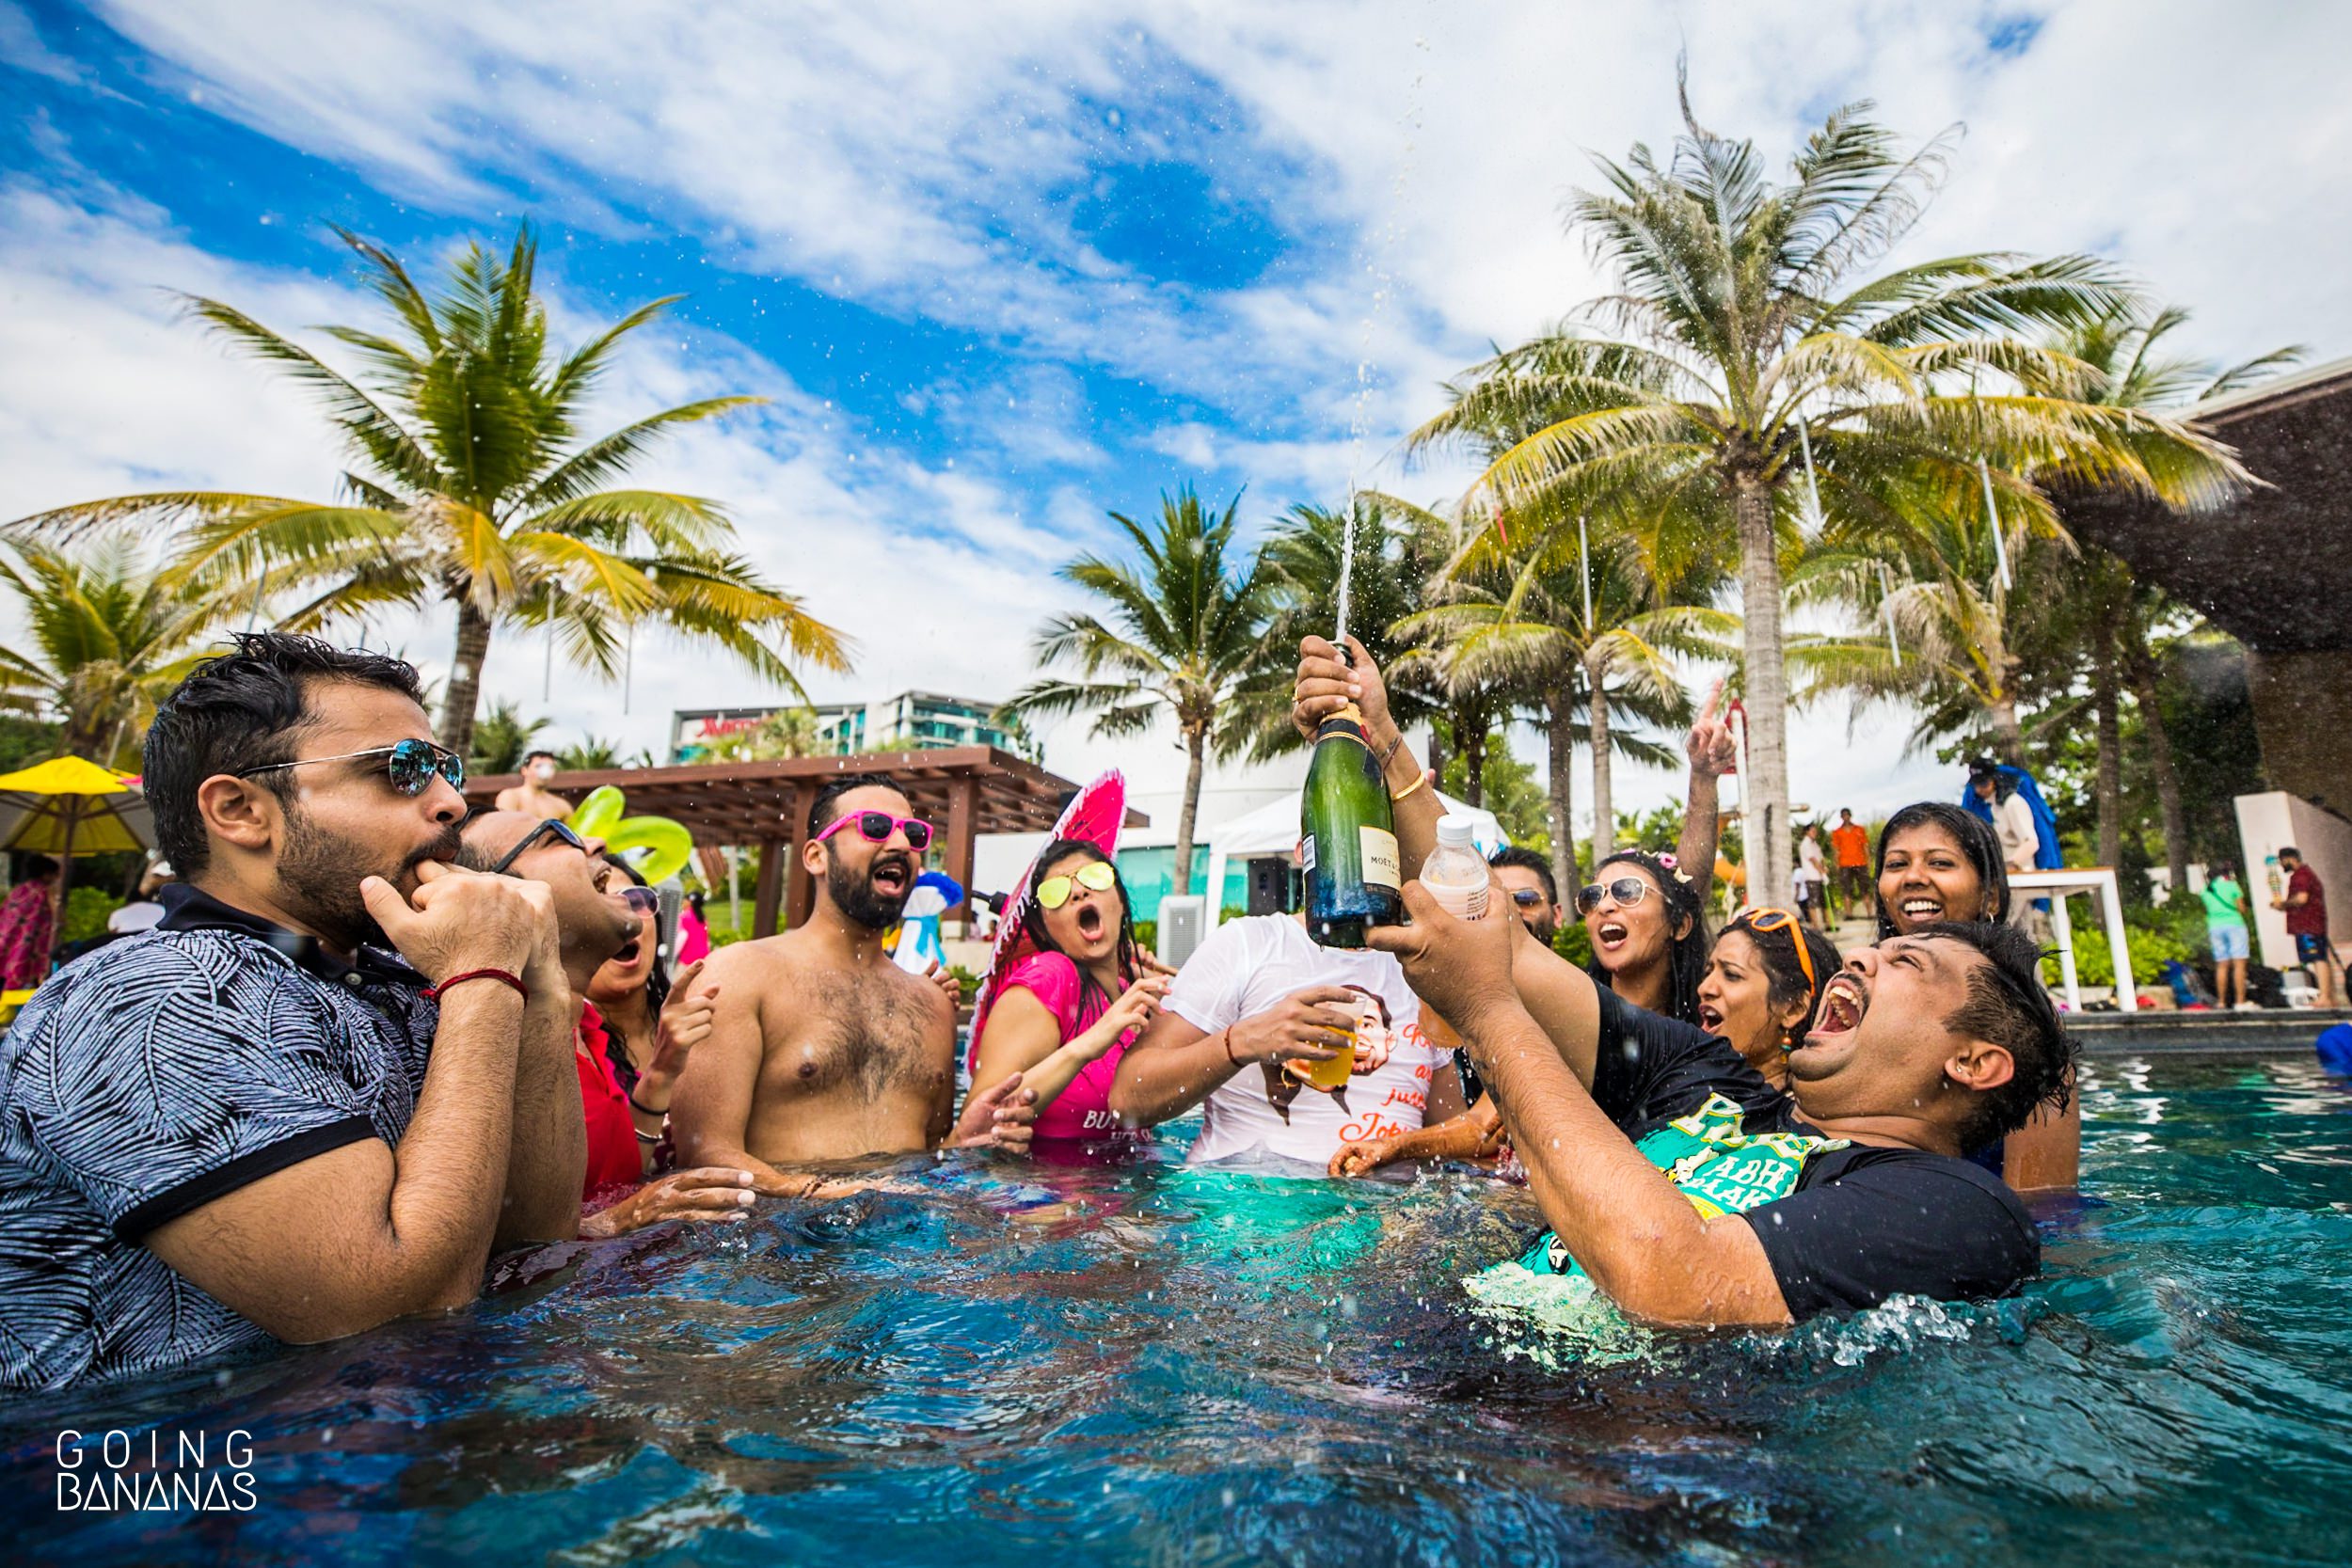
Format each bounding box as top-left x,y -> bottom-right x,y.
1391,772 -> 1428,803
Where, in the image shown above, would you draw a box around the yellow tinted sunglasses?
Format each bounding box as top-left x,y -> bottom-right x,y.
1036,860 -> 1118,910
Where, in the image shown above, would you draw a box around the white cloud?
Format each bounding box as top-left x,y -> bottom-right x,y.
17,0 -> 2352,822
0,183 -> 1101,775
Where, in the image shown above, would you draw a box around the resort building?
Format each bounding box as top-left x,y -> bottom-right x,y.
670,691 -> 1039,764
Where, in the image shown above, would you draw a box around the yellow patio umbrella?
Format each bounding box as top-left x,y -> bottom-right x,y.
0,757 -> 153,942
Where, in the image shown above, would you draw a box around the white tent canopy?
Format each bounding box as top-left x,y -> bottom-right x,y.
1200,790 -> 1506,929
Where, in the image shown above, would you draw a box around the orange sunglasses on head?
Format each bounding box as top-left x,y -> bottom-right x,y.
1740,906 -> 1819,997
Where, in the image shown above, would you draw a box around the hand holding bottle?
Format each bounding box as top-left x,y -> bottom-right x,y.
1293,634 -> 1398,752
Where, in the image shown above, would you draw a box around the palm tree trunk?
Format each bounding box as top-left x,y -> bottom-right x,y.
2124,641 -> 2190,900
1733,476 -> 1792,895
2090,622 -> 2123,869
1172,727 -> 1207,905
1586,655 -> 1615,862
1988,694 -> 2026,764
1544,687 -> 1578,902
439,599 -> 494,760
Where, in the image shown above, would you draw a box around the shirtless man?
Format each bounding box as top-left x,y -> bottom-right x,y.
495,751 -> 574,819
671,775 -> 1035,1190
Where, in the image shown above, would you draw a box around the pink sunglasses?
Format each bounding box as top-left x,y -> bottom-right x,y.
815,810 -> 935,851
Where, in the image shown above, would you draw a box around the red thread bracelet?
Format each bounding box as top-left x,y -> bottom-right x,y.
423,967 -> 530,1004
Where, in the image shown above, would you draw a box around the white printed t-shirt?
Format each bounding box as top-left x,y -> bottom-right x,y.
1163,914 -> 1448,1168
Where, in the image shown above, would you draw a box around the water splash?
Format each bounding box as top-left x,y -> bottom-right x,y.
1335,30 -> 1430,648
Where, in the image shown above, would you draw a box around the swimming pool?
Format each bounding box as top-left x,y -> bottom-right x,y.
5,1053 -> 2349,1566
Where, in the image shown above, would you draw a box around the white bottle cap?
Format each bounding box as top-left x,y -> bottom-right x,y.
1435,816 -> 1475,848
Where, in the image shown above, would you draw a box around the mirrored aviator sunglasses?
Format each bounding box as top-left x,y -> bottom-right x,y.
1036,860 -> 1117,911
384,738 -> 466,796
1574,876 -> 1652,914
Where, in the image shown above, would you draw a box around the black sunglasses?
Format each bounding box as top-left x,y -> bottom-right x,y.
1574,876 -> 1654,914
490,817 -> 587,875
238,737 -> 467,798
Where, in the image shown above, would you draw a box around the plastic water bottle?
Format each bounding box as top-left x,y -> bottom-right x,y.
1422,816 -> 1489,922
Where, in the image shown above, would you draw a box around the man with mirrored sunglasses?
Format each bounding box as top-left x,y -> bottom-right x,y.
672,774 -> 1038,1194
0,633 -> 585,1392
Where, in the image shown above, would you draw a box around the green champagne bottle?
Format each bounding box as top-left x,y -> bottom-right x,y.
1303,704 -> 1401,947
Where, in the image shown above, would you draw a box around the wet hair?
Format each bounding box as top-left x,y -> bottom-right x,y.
1487,845 -> 1558,907
1009,837 -> 1141,1019
1722,910 -> 1843,1039
1909,920 -> 2075,1150
1589,847 -> 1710,1025
144,632 -> 427,879
1873,801 -> 2010,941
522,750 -> 559,766
808,772 -> 906,838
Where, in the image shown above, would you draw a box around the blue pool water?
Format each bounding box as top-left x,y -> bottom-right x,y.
4,1053 -> 2350,1566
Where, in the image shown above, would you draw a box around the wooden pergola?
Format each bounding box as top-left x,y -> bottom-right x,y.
467,747 -> 1145,937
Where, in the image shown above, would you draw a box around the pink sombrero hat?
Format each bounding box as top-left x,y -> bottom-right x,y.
967,769 -> 1128,1063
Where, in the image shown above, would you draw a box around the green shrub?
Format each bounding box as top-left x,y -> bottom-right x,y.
1552,918 -> 1595,967
60,886 -> 120,944
2042,895 -> 2204,990
1132,919 -> 1156,954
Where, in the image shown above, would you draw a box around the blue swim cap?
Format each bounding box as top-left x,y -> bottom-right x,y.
2318,1022 -> 2352,1076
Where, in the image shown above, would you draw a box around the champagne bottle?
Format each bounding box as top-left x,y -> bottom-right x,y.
1303,704 -> 1401,947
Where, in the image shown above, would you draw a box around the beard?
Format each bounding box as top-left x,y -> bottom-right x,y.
277,802 -> 463,953
827,848 -> 915,931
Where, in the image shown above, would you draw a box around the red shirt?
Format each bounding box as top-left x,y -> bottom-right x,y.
1830,823 -> 1870,869
575,1005 -> 644,1203
2286,864 -> 2328,937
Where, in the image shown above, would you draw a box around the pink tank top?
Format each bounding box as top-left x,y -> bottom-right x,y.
974,952 -> 1145,1146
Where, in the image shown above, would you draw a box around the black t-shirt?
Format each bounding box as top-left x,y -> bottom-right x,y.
1567,989 -> 2040,1318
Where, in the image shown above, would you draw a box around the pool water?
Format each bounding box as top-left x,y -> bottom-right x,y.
5,1054 -> 2350,1566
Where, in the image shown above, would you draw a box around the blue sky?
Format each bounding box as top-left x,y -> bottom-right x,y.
3,0 -> 2345,829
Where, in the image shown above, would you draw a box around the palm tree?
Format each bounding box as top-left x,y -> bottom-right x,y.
15,225 -> 850,759
1790,522 -> 2062,765
1408,87 -> 2247,890
1232,496 -> 1451,764
0,538 -> 243,767
468,698 -> 549,776
558,736 -> 624,770
1002,486 -> 1273,895
1405,510 -> 1723,897
2044,303 -> 2300,895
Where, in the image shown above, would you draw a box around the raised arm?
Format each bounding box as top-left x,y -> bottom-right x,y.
1292,635 -> 1445,879
1294,635 -> 1605,1089
1368,881 -> 1792,1327
1675,680 -> 1736,907
143,872 -> 552,1341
